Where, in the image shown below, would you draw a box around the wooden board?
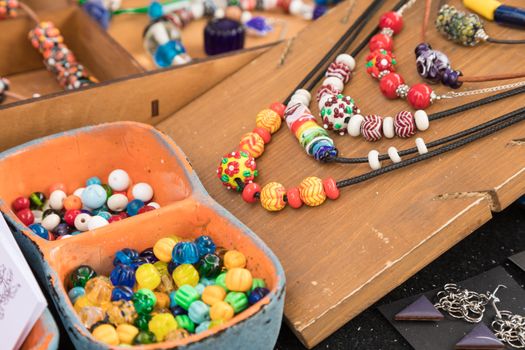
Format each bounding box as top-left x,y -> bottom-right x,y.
157,0 -> 525,347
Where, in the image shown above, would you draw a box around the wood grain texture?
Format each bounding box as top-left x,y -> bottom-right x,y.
157,0 -> 525,347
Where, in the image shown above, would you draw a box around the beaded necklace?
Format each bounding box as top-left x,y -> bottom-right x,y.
216,0 -> 525,212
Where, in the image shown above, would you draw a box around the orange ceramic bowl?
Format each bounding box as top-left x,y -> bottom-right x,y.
0,122 -> 285,349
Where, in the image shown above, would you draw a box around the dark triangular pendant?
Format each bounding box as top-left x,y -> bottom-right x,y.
455,323 -> 505,349
394,295 -> 444,321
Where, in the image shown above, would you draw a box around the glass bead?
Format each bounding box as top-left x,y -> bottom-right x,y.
135,263 -> 161,290
53,222 -> 70,237
107,194 -> 128,212
63,209 -> 80,227
74,295 -> 95,313
195,321 -> 211,334
131,183 -> 154,202
79,306 -> 105,328
134,313 -> 152,331
132,330 -> 157,345
17,208 -> 35,226
175,314 -> 195,333
202,285 -> 227,306
111,286 -> 134,302
74,213 -> 92,231
197,253 -> 222,278
29,192 -> 46,210
225,268 -> 253,292
110,264 -> 135,289
215,272 -> 228,291
106,300 -> 137,325
174,285 -> 199,310
113,248 -> 139,266
126,199 -> 145,216
169,291 -> 178,308
210,301 -> 234,321
299,176 -> 326,207
195,235 -> 216,257
69,265 -> 97,288
101,184 -> 113,198
29,223 -> 50,240
108,169 -> 131,191
12,196 -> 30,211
153,237 -> 177,262
63,195 -> 83,211
96,211 -> 111,220
154,292 -> 170,309
49,190 -> 66,210
68,286 -> 85,304
172,242 -> 200,265
208,319 -> 225,329
139,247 -> 159,264
172,264 -> 199,288
92,324 -> 119,345
248,287 -> 270,305
130,257 -> 149,271
217,151 -> 258,191
116,324 -> 139,345
86,176 -> 102,186
167,261 -> 178,275
165,328 -> 190,340
148,313 -> 178,341
251,278 -> 266,291
170,305 -> 186,317
133,289 -> 157,314
195,283 -> 205,295
224,250 -> 246,269
82,184 -> 107,209
224,292 -> 248,313
84,276 -> 113,306
200,276 -> 215,287
188,300 -> 210,324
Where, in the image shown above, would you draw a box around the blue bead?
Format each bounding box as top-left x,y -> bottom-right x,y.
96,211 -> 111,220
195,283 -> 205,295
111,286 -> 134,301
86,176 -> 102,186
248,287 -> 270,305
172,242 -> 200,264
154,42 -> 177,68
68,286 -> 85,304
82,184 -> 107,209
170,305 -> 186,316
91,204 -> 109,215
54,223 -> 71,236
82,0 -> 110,29
29,223 -> 50,239
199,277 -> 215,287
195,321 -> 211,334
126,199 -> 144,216
313,5 -> 327,20
110,264 -> 135,288
130,257 -> 149,270
70,230 -> 82,236
167,261 -> 179,274
113,248 -> 139,266
139,248 -> 159,264
195,235 -> 216,257
494,5 -> 525,27
148,1 -> 163,19
188,300 -> 210,324
169,291 -> 178,308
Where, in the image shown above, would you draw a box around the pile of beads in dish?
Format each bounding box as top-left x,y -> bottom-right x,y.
67,235 -> 270,345
11,169 -> 158,240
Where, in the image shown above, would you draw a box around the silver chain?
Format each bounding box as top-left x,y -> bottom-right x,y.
434,283 -> 490,323
396,0 -> 417,16
438,81 -> 525,99
492,311 -> 525,348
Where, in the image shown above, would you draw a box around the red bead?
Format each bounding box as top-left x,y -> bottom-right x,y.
16,208 -> 34,226
108,215 -> 124,224
138,205 -> 156,214
118,212 -> 129,219
379,73 -> 404,99
269,102 -> 286,119
407,83 -> 433,109
253,127 -> 271,144
369,34 -> 393,52
242,183 -> 261,203
12,196 -> 30,211
379,11 -> 403,34
64,209 -> 81,226
286,187 -> 302,209
322,178 -> 340,200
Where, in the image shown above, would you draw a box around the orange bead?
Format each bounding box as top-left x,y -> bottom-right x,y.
322,177 -> 340,200
225,268 -> 253,292
252,127 -> 271,144
224,250 -> 246,269
49,183 -> 66,194
155,292 -> 170,309
210,301 -> 234,321
202,285 -> 227,306
256,109 -> 281,134
299,177 -> 326,207
242,183 -> 261,204
63,195 -> 82,210
286,187 -> 302,209
238,132 -> 265,158
259,182 -> 286,211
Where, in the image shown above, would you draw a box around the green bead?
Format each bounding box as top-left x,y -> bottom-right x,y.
133,289 -> 157,314
101,184 -> 113,198
175,315 -> 195,333
224,292 -> 248,313
69,265 -> 97,288
29,192 -> 46,210
174,285 -> 199,310
197,254 -> 222,278
251,278 -> 266,292
215,272 -> 228,291
134,313 -> 152,331
133,330 -> 157,344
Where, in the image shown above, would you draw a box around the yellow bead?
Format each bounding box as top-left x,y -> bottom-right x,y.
116,324 -> 139,345
208,319 -> 226,329
239,132 -> 265,158
299,176 -> 326,207
225,268 -> 253,292
224,250 -> 246,269
295,121 -> 319,139
172,264 -> 199,288
92,324 -> 119,346
84,276 -> 113,306
148,313 -> 178,341
210,301 -> 234,321
260,182 -> 286,211
155,292 -> 170,309
256,109 -> 281,134
74,295 -> 94,313
106,300 -> 137,325
217,150 -> 258,191
202,285 -> 227,306
153,237 -> 177,262
463,0 -> 500,20
135,263 -> 161,290
165,328 -> 190,341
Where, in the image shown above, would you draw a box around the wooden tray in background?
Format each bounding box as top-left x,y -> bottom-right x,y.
156,0 -> 525,347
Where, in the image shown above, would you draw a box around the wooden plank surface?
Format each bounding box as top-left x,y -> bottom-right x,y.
157,0 -> 525,347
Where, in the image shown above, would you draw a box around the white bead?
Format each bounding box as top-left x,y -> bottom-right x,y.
318,93 -> 332,111
214,8 -> 225,18
302,5 -> 313,20
335,54 -> 356,71
191,2 -> 205,19
263,0 -> 277,9
42,213 -> 60,231
347,114 -> 364,137
74,213 -> 92,231
87,216 -> 109,231
290,94 -> 309,106
240,10 -> 252,23
107,194 -> 129,212
108,169 -> 131,191
32,210 -> 43,224
383,116 -> 395,138
323,77 -> 344,92
49,190 -> 67,210
294,89 -> 311,103
289,0 -> 303,15
132,183 -> 154,202
388,147 -> 401,163
73,187 -> 85,198
368,150 -> 381,170
149,22 -> 170,45
414,110 -> 430,131
416,137 -> 428,154
148,202 -> 161,209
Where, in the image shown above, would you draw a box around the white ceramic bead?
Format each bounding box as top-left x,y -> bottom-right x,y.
414,110 -> 430,131
49,190 -> 67,210
32,210 -> 43,224
294,89 -> 311,104
214,8 -> 225,18
74,213 -> 92,231
302,5 -> 313,20
289,0 -> 303,15
347,114 -> 364,137
42,213 -> 60,231
263,0 -> 278,9
368,150 -> 381,170
335,54 -> 356,71
149,22 -> 170,45
108,169 -> 131,191
383,116 -> 395,138
73,187 -> 85,198
290,94 -> 309,106
87,216 -> 109,231
148,202 -> 161,209
107,194 -> 129,212
191,2 -> 205,19
388,147 -> 401,163
416,137 -> 428,154
132,183 -> 154,202
318,93 -> 332,111
240,10 -> 252,23
323,77 -> 344,92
